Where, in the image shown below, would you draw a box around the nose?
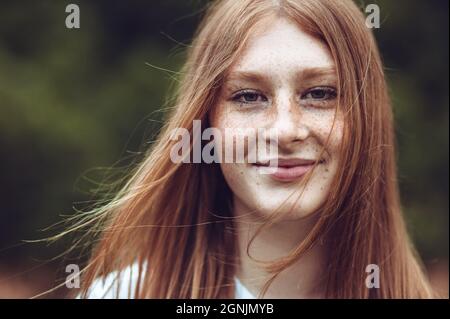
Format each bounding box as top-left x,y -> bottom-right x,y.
265,93 -> 309,152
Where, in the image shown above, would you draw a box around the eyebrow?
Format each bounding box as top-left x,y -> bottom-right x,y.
225,67 -> 337,85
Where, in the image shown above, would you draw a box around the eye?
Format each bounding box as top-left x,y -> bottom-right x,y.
231,90 -> 268,105
301,87 -> 337,101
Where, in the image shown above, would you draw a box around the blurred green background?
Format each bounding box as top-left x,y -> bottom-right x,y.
0,0 -> 448,298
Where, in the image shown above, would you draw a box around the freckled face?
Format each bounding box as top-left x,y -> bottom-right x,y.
210,18 -> 344,220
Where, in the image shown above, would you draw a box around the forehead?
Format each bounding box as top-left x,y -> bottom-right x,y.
230,18 -> 334,76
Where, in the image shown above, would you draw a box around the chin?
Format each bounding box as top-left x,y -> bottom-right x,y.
243,189 -> 325,221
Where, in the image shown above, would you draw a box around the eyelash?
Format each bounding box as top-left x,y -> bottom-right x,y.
231,87 -> 337,107
301,87 -> 337,101
231,89 -> 268,105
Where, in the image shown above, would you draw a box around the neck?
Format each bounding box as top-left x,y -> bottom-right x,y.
233,198 -> 327,298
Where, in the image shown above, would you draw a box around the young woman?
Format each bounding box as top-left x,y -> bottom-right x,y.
74,0 -> 435,298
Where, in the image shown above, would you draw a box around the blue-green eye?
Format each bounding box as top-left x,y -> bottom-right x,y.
302,87 -> 337,100
232,90 -> 268,104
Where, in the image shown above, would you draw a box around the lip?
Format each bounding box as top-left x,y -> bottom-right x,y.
253,158 -> 323,182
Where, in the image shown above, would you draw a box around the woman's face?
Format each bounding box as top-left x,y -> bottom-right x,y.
210,18 -> 344,220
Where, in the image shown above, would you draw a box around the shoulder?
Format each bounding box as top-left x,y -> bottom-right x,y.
77,262 -> 143,299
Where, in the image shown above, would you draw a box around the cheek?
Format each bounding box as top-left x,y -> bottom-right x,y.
220,163 -> 245,188
210,105 -> 259,159
328,118 -> 344,157
210,104 -> 258,130
218,162 -> 255,213
305,110 -> 344,157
